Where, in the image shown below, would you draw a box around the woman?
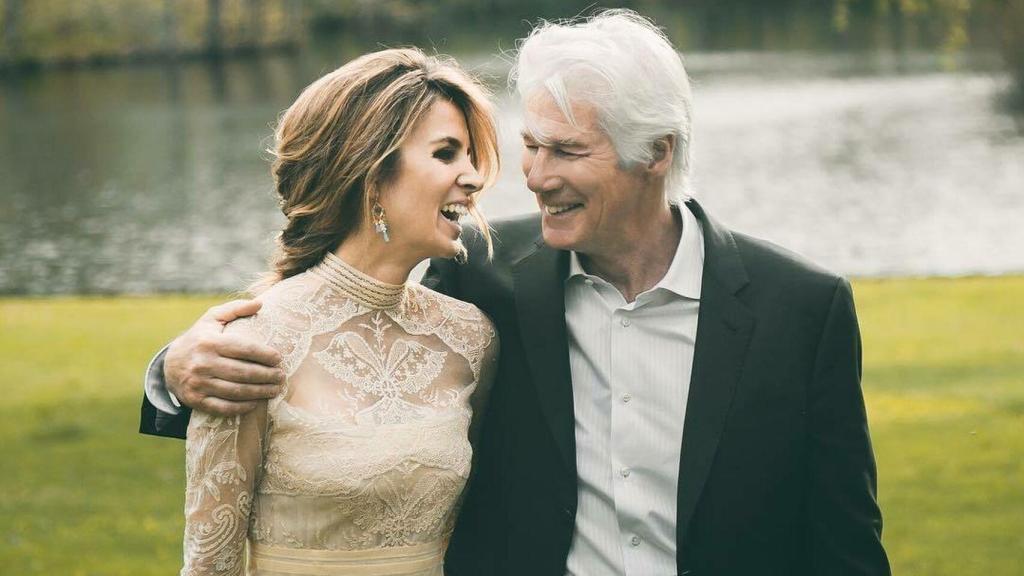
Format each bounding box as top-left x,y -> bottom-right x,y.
181,48 -> 500,575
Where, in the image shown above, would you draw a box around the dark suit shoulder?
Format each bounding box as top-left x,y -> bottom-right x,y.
734,231 -> 840,283
489,212 -> 542,238
461,212 -> 542,265
731,231 -> 845,312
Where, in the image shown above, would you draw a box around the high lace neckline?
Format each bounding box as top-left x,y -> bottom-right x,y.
310,252 -> 407,309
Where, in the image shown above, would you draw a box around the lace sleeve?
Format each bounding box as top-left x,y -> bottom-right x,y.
181,317 -> 271,575
467,326 -> 499,450
181,403 -> 268,574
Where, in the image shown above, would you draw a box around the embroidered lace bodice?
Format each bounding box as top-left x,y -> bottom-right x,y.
181,253 -> 498,575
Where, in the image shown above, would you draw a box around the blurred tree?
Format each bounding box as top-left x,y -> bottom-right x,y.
1000,0 -> 1024,101
834,0 -> 972,57
207,0 -> 223,54
835,0 -> 1023,96
285,0 -> 303,33
0,0 -> 1015,74
3,0 -> 23,60
162,0 -> 179,56
247,0 -> 263,47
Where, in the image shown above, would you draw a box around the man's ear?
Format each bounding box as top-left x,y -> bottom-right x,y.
647,135 -> 675,176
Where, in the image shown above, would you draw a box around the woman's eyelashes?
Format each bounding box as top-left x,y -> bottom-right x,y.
433,146 -> 457,163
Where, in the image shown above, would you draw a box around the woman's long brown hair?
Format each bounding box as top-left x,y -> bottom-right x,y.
252,48 -> 499,293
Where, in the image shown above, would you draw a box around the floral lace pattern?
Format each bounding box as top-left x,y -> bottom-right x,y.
182,259 -> 497,575
312,314 -> 449,425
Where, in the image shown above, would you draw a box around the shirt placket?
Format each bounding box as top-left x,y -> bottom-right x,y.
608,302 -> 647,574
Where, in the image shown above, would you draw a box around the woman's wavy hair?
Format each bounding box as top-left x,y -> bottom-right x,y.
252,48 -> 499,293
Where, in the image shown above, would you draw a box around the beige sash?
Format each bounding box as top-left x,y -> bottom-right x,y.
249,541 -> 445,575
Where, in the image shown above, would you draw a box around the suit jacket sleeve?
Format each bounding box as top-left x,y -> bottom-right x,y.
139,346 -> 192,440
446,332 -> 507,576
427,255 -> 509,576
806,278 -> 891,575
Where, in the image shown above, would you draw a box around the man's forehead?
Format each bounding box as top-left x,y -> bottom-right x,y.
522,93 -> 599,144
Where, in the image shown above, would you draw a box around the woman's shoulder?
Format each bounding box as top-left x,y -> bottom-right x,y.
223,272 -> 344,368
406,284 -> 499,381
245,271 -> 361,325
408,283 -> 493,327
254,271 -> 328,308
407,284 -> 498,358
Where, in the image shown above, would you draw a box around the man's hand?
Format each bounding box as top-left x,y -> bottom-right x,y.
165,299 -> 285,416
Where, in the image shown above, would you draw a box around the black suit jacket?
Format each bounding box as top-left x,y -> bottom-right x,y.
427,199 -> 890,576
140,199 -> 889,576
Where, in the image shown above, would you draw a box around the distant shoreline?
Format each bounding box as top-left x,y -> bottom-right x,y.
0,41 -> 299,74
2,273 -> 1024,299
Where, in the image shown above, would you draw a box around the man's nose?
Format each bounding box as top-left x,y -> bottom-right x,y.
525,151 -> 559,193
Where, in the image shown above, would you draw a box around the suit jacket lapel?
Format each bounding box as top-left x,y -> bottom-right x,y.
512,241 -> 577,475
676,199 -> 756,546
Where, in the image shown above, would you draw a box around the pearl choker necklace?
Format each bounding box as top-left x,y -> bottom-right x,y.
310,252 -> 406,309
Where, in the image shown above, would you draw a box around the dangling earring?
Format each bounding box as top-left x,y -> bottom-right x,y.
372,201 -> 390,243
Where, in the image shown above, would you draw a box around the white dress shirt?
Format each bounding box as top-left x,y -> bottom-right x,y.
144,344 -> 180,414
564,204 -> 704,576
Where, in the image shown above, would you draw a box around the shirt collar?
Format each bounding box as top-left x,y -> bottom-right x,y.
568,203 -> 704,300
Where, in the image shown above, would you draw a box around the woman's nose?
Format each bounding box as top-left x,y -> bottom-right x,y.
457,166 -> 483,192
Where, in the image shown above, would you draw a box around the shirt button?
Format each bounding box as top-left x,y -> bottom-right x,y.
621,393 -> 632,403
620,467 -> 631,478
620,318 -> 631,327
584,278 -> 594,286
630,535 -> 641,547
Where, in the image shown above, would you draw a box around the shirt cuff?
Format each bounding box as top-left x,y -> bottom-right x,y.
144,344 -> 182,415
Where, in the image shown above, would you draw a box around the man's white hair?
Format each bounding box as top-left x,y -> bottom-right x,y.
511,9 -> 694,197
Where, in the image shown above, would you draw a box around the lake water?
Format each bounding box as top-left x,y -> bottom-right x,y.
1,45 -> 1022,295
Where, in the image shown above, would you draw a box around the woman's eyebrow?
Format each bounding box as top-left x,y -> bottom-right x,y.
429,136 -> 463,147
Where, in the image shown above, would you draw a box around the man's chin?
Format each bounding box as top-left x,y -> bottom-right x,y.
540,227 -> 580,252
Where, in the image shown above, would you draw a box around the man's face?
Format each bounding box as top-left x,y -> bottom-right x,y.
521,93 -> 651,256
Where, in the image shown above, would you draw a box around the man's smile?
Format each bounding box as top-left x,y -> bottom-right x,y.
544,203 -> 584,216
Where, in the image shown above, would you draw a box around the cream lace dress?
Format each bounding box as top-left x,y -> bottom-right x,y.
181,252 -> 499,576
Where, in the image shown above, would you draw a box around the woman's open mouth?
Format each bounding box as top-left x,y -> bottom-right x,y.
440,202 -> 468,222
440,203 -> 468,236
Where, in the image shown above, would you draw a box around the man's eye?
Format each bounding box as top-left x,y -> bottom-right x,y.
524,143 -> 539,151
434,148 -> 456,162
554,149 -> 579,158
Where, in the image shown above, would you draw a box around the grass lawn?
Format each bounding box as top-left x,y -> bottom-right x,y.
1,277 -> 1022,574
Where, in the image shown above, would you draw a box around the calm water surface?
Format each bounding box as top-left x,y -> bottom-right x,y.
1,48 -> 1022,294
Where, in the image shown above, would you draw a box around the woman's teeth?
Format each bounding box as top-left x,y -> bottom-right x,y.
441,203 -> 469,221
545,203 -> 582,215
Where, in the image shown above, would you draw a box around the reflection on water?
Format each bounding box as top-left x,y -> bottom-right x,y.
1,48 -> 1022,294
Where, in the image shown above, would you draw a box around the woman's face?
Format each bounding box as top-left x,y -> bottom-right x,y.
377,99 -> 484,261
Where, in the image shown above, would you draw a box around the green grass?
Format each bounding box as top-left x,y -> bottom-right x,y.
2,278 -> 1023,574
854,277 -> 1024,575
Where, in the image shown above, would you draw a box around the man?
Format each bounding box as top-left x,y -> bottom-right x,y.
142,10 -> 890,576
